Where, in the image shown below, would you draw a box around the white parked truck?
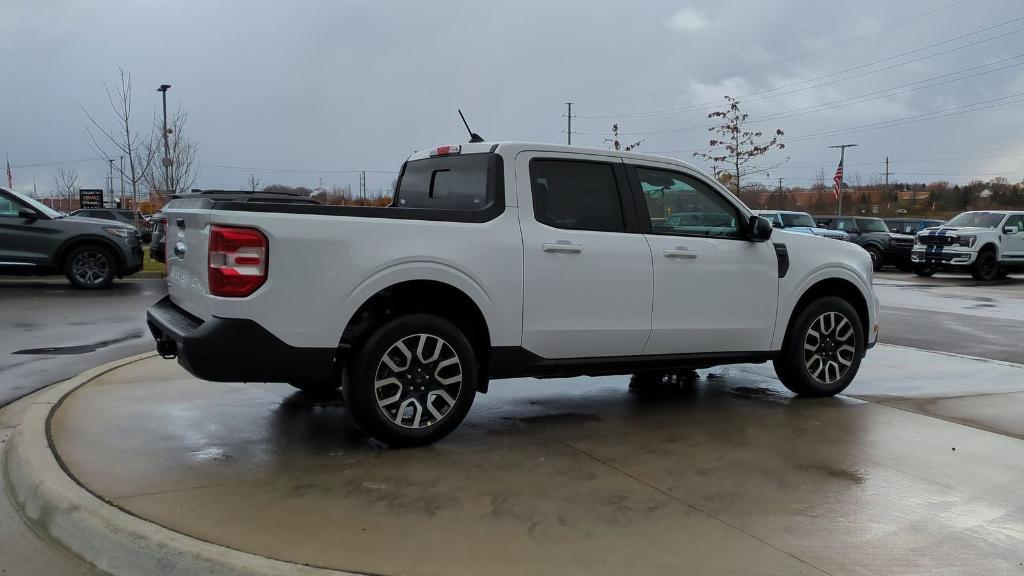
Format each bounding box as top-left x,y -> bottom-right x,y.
148,142 -> 880,446
911,210 -> 1024,280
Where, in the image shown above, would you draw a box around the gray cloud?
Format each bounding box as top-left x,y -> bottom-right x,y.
2,0 -> 1023,199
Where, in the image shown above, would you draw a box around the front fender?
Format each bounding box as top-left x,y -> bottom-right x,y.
771,233 -> 877,351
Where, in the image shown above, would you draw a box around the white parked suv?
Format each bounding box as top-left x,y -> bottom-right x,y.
911,210 -> 1024,280
148,142 -> 879,446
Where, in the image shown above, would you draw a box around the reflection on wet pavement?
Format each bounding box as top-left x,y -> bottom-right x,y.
48,348 -> 1024,576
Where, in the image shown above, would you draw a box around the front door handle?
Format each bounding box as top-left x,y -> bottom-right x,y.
664,247 -> 698,259
542,242 -> 583,254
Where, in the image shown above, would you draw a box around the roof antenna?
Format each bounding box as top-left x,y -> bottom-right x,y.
458,109 -> 485,143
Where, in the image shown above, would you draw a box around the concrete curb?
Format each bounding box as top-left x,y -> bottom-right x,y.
2,353 -> 359,576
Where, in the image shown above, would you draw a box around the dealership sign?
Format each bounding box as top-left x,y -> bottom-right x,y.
79,189 -> 103,208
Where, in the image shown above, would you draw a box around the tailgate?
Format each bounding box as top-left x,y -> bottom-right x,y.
165,206 -> 213,320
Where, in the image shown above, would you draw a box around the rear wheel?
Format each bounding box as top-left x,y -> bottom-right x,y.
344,313 -> 477,447
774,296 -> 864,397
64,245 -> 116,289
971,249 -> 998,281
914,264 -> 937,277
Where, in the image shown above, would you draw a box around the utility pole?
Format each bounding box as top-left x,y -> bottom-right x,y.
157,84 -> 172,196
828,143 -> 858,215
107,159 -> 115,207
882,155 -> 895,201
359,171 -> 367,200
119,155 -> 125,206
564,102 -> 574,145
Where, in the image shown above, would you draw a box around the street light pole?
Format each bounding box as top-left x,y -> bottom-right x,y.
828,143 -> 858,215
157,84 -> 172,197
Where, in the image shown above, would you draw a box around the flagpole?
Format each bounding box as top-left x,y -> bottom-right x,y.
829,144 -> 858,215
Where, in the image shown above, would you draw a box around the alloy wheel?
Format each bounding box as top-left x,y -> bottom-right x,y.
802,311 -> 857,385
71,250 -> 111,287
374,333 -> 463,429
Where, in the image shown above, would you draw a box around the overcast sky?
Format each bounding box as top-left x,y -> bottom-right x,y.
3,0 -> 1024,198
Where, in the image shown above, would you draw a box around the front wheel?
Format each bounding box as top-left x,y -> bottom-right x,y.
774,297 -> 864,397
914,264 -> 937,277
344,313 -> 477,447
971,250 -> 999,281
865,246 -> 885,272
64,245 -> 116,289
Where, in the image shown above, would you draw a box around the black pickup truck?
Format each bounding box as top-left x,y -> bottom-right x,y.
814,215 -> 915,271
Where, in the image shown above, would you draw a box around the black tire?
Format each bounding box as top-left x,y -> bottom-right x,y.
997,267 -> 1010,279
773,296 -> 865,397
343,313 -> 477,447
865,245 -> 885,272
64,245 -> 116,289
971,249 -> 999,281
914,264 -> 937,277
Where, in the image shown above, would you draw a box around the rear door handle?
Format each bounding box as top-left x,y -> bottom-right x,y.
664,247 -> 698,259
542,242 -> 583,254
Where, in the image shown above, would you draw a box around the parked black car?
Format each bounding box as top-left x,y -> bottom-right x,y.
814,215 -> 916,271
70,208 -> 152,242
884,217 -> 946,236
149,212 -> 167,263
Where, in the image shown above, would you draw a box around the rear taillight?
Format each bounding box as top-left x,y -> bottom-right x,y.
208,225 -> 268,297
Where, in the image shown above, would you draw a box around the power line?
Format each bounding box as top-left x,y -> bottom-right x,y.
579,14 -> 1024,119
199,163 -> 398,174
580,0 -> 983,109
785,90 -> 1024,143
11,158 -> 101,169
584,53 -> 1024,137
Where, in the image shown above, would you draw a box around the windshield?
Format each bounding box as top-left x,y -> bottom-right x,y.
7,189 -> 64,219
781,213 -> 816,228
857,218 -> 889,233
947,212 -> 1004,228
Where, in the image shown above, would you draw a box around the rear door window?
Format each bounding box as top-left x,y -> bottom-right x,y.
529,159 -> 625,233
395,154 -> 495,210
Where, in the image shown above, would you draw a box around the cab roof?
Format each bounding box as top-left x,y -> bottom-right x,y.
405,141 -> 703,172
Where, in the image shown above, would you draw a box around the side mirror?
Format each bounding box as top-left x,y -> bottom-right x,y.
771,221 -> 782,229
1004,226 -> 1019,235
747,215 -> 773,242
18,208 -> 38,221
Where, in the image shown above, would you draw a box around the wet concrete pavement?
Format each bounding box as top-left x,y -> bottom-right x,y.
0,278 -> 166,407
874,272 -> 1024,364
48,348 -> 1024,575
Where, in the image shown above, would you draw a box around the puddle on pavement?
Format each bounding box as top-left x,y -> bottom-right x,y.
12,329 -> 145,355
730,386 -> 791,404
506,412 -> 603,425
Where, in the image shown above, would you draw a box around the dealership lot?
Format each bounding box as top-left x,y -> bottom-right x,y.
2,272 -> 1023,575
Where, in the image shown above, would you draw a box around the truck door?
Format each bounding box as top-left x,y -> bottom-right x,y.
516,151 -> 653,359
1002,214 -> 1024,261
626,162 -> 779,354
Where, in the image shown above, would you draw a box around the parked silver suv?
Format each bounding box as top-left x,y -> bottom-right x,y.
0,187 -> 143,288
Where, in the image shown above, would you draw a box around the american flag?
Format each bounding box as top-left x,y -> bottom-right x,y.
832,158 -> 843,200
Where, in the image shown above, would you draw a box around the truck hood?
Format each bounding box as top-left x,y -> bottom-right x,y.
920,226 -> 990,235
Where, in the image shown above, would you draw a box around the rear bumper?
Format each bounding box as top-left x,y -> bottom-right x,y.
146,295 -> 337,384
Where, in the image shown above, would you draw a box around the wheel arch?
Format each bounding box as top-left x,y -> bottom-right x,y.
338,279 -> 493,392
55,235 -> 126,271
780,277 -> 870,353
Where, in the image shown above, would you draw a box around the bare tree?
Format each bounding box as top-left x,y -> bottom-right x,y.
246,174 -> 262,192
51,168 -> 80,212
604,124 -> 643,151
80,67 -> 155,218
143,107 -> 199,198
693,96 -> 788,195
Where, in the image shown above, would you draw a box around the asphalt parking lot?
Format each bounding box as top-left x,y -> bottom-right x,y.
2,271 -> 1023,575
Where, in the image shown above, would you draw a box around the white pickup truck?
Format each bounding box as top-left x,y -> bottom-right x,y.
148,142 -> 879,446
911,210 -> 1024,280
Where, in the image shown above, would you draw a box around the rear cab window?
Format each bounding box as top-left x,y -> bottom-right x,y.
393,153 -> 500,212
